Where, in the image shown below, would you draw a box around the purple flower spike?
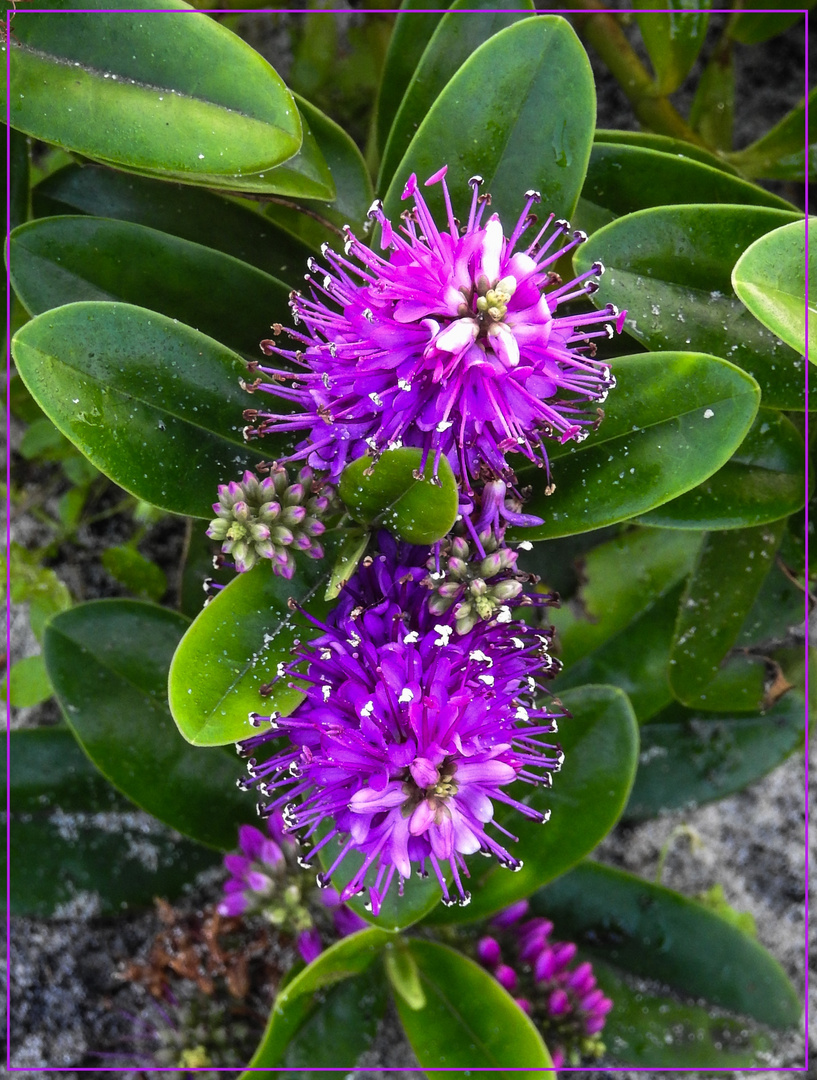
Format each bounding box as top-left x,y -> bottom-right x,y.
248,167 -> 623,490
237,534 -> 567,915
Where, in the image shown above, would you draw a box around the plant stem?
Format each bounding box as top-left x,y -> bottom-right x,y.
567,0 -> 708,147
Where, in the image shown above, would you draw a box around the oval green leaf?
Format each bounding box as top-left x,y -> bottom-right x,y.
9,215 -> 292,361
382,16 -> 595,228
339,448 -> 458,545
245,927 -> 392,1071
534,861 -> 802,1029
377,0 -> 534,193
669,521 -> 785,703
44,600 -> 253,850
624,693 -> 806,820
577,205 -> 809,409
428,684 -> 639,925
397,940 -> 554,1076
508,352 -> 760,542
168,554 -> 335,747
732,218 -> 814,358
31,163 -> 314,287
7,727 -> 218,916
11,301 -> 270,517
638,408 -> 806,529
576,142 -> 794,234
5,0 -> 303,186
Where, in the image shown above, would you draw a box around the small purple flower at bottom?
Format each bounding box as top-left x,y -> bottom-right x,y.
237,534 -> 566,915
248,166 -> 625,491
477,900 -> 613,1068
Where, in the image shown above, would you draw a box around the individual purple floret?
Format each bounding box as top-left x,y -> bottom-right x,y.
236,534 -> 566,915
477,900 -> 613,1068
246,166 -> 624,491
206,465 -> 336,576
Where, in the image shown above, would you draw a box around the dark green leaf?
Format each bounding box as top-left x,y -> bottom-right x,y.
638,408 -> 806,529
44,600 -> 253,850
669,521 -> 785,703
11,301 -> 269,517
594,128 -> 739,174
263,93 -> 373,251
576,142 -> 794,234
673,652 -> 767,712
534,861 -> 801,1028
732,219 -> 812,357
735,555 -> 805,648
339,448 -> 458,545
5,0 -> 303,187
576,205 -> 809,409
377,0 -> 534,193
725,91 -> 814,182
245,928 -> 392,1071
4,654 -> 53,708
9,124 -> 29,230
375,1 -> 447,158
592,956 -> 772,1067
509,352 -> 760,541
6,727 -> 217,916
728,5 -> 809,46
428,685 -> 639,924
624,693 -> 806,820
32,163 -> 314,285
168,553 -> 335,747
101,545 -> 167,601
9,215 -> 292,359
8,371 -> 45,423
396,940 -> 554,1076
634,0 -> 710,95
382,17 -> 595,228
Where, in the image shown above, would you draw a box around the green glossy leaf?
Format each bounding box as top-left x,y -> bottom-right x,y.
428,685 -> 639,924
377,0 -> 533,193
534,861 -> 801,1028
32,163 -> 314,285
634,0 -> 710,95
669,521 -> 785,703
6,727 -> 217,916
325,529 -> 370,602
5,653 -> 52,708
594,128 -> 739,174
263,93 -> 372,251
5,0 -> 303,186
549,527 -> 702,667
245,928 -> 392,1071
689,39 -> 734,151
576,142 -> 793,234
735,555 -> 805,648
577,205 -> 809,409
726,91 -> 814,182
624,693 -> 806,820
508,352 -> 760,541
592,956 -> 772,1067
9,124 -> 29,230
339,448 -> 458,545
728,4 -> 810,45
555,585 -> 682,722
382,17 -> 595,228
9,215 -> 292,360
11,301 -> 268,517
44,600 -> 253,850
101,545 -> 167,602
733,218 -> 813,358
280,967 -> 387,1071
672,652 -> 767,712
317,832 -> 443,932
168,554 -> 334,747
639,408 -> 806,529
397,940 -> 554,1076
375,1 -> 447,158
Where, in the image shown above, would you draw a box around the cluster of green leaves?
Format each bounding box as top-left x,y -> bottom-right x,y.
5,1 -> 808,1074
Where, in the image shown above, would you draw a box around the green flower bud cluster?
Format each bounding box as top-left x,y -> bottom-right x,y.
425,535 -> 529,634
207,466 -> 337,576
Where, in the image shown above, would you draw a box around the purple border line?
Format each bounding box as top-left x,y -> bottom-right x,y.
1,2 -> 812,1071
